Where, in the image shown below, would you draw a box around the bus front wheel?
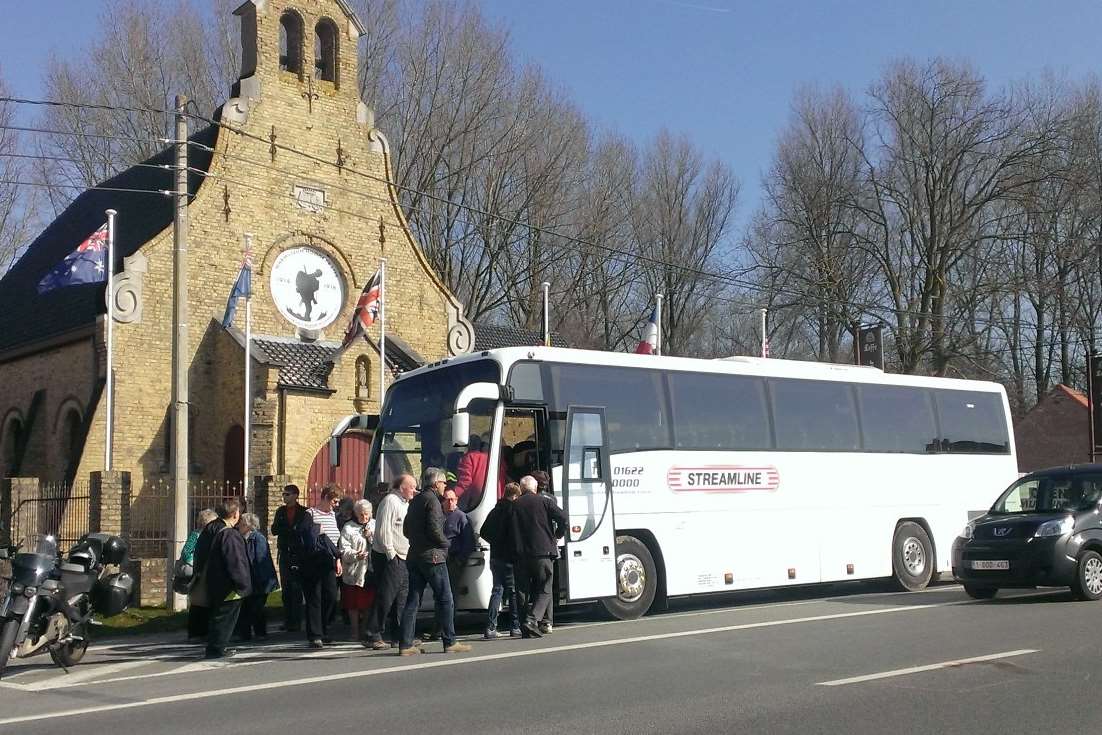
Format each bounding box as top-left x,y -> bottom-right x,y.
600,535 -> 657,620
892,522 -> 934,592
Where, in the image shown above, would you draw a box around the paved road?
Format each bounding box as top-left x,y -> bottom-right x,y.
1,583 -> 1098,734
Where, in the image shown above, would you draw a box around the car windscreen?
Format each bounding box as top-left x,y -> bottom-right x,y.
991,474 -> 1102,514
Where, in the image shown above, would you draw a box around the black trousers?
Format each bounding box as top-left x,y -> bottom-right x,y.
279,557 -> 304,630
206,598 -> 242,656
236,593 -> 268,639
515,556 -> 555,627
187,605 -> 209,640
302,568 -> 339,641
365,551 -> 408,643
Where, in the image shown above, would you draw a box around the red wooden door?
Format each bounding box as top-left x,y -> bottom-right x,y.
306,431 -> 372,502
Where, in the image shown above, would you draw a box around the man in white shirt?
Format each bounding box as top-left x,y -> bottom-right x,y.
363,474 -> 417,649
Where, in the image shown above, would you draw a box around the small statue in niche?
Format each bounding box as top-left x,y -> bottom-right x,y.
355,355 -> 370,398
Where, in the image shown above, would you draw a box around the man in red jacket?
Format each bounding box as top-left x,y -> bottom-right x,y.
453,436 -> 506,513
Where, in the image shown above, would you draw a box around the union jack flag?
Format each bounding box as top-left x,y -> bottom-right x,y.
341,268 -> 382,348
37,223 -> 109,295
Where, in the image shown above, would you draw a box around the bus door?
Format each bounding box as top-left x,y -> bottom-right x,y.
562,406 -> 617,600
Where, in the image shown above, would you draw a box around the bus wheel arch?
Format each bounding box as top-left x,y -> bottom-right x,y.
892,519 -> 935,591
599,532 -> 664,620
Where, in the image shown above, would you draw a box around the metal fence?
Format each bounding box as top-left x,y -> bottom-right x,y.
5,481 -> 90,551
129,480 -> 256,559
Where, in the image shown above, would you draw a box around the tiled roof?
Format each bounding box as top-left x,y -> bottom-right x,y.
1055,384 -> 1088,409
252,337 -> 339,392
0,124 -> 218,354
248,333 -> 425,392
473,322 -> 569,351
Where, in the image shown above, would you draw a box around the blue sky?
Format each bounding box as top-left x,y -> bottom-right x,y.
5,0 -> 1102,221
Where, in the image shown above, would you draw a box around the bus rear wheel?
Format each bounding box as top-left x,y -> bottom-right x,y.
892,522 -> 934,592
599,535 -> 657,620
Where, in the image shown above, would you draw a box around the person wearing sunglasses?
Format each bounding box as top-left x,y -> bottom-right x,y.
270,484 -> 310,632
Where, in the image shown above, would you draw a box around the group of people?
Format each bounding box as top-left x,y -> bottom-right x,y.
184,464 -> 565,660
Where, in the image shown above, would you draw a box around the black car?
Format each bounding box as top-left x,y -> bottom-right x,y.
952,465 -> 1102,601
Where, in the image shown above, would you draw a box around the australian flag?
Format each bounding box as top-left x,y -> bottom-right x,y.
221,252 -> 253,328
36,223 -> 109,295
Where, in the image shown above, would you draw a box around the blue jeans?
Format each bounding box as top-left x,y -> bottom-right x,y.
400,558 -> 455,649
487,558 -> 520,632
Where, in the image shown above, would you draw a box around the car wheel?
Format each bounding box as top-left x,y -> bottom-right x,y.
1071,550 -> 1102,601
963,585 -> 997,600
892,522 -> 934,592
599,535 -> 657,620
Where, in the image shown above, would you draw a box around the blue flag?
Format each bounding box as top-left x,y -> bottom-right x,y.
221,259 -> 252,328
37,223 -> 109,295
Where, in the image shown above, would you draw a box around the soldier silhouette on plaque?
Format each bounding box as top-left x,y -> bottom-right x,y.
291,267 -> 326,322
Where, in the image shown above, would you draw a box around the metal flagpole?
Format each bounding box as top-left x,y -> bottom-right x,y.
104,209 -> 117,471
655,293 -> 664,356
378,258 -> 386,483
243,233 -> 253,504
541,281 -> 551,347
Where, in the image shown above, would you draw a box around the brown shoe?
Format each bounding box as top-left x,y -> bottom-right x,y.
398,646 -> 423,657
444,642 -> 472,654
367,640 -> 389,651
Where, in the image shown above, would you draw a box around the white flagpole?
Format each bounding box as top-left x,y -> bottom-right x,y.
761,308 -> 768,358
378,258 -> 386,483
243,233 -> 253,502
655,293 -> 663,356
541,281 -> 551,347
105,209 -> 117,471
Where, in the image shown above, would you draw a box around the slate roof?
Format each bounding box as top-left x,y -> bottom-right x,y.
252,337 -> 339,392
473,322 -> 569,351
0,124 -> 218,354
249,333 -> 425,392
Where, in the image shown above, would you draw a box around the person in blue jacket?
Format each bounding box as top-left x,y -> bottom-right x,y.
236,512 -> 279,640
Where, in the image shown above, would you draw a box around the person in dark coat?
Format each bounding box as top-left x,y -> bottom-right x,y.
531,470 -> 558,634
189,510 -> 229,642
397,467 -> 472,656
204,498 -> 252,659
480,482 -> 522,638
270,484 -> 310,632
510,475 -> 566,638
236,513 -> 279,640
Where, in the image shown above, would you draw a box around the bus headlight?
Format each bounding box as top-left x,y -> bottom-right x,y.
959,522 -> 975,540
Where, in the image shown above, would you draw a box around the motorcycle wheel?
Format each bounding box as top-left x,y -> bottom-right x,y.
50,629 -> 89,669
0,619 -> 19,679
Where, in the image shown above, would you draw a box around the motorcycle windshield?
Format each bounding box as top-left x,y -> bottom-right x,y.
10,535 -> 59,586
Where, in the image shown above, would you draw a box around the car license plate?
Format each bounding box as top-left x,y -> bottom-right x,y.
969,560 -> 1009,570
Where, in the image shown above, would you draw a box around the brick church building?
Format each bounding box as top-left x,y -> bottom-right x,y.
0,0 -> 478,499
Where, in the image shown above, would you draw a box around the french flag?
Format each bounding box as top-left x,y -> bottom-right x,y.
635,306 -> 659,355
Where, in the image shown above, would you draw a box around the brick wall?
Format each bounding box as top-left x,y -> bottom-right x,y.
1,0 -> 468,500
1013,387 -> 1090,473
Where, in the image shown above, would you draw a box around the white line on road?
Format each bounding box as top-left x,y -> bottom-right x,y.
816,649 -> 1040,687
0,600 -> 962,726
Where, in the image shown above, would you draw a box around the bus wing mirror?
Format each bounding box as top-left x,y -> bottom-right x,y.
452,382 -> 506,447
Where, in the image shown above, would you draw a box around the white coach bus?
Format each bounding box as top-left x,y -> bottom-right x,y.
364,347 -> 1017,619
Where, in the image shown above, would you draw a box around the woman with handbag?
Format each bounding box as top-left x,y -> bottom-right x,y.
184,508 -> 220,641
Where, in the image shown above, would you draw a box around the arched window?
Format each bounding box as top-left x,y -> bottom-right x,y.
2,414 -> 23,475
314,18 -> 339,85
60,409 -> 82,479
279,11 -> 304,75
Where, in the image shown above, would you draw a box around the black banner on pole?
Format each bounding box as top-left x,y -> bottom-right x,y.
1088,353 -> 1102,459
855,324 -> 884,370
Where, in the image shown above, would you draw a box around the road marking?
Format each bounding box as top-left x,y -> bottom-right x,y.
0,600 -> 965,725
816,649 -> 1040,687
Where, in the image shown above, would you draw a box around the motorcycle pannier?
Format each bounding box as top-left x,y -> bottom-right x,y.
92,572 -> 134,617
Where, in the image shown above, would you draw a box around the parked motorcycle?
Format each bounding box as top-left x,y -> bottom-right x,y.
0,532 -> 133,678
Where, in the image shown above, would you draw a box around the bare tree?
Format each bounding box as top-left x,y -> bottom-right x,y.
0,72 -> 39,273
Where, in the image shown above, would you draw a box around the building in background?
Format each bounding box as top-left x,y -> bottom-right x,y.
1013,384 -> 1090,473
0,0 -> 478,497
